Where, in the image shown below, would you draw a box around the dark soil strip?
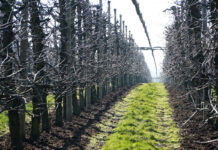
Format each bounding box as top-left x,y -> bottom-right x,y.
166,84 -> 218,149
0,87 -> 134,150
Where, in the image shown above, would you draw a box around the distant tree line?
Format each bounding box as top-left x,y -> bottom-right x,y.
0,0 -> 151,149
163,0 -> 217,127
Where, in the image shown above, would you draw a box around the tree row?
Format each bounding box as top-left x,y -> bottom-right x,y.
0,0 -> 151,149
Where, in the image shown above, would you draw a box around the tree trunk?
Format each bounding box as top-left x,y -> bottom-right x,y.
19,0 -> 29,141
77,3 -> 85,110
30,0 -> 47,139
98,84 -> 103,100
86,86 -> 91,109
79,88 -> 85,110
42,93 -> 50,132
55,94 -> 63,126
58,0 -> 67,122
91,85 -> 97,104
65,91 -> 73,121
31,87 -> 41,140
73,88 -> 80,115
112,77 -> 116,92
8,104 -> 23,150
63,95 -> 67,120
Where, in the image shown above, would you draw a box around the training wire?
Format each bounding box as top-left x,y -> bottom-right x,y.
131,0 -> 157,75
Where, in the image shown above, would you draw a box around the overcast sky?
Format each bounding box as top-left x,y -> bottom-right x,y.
91,0 -> 174,78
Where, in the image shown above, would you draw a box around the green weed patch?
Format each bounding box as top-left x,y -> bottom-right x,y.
0,111 -> 8,136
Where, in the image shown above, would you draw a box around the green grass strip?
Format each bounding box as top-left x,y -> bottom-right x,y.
102,83 -> 181,150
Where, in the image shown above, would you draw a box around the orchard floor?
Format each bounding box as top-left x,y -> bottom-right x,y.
0,87 -> 130,150
1,83 -> 218,149
87,83 -> 180,150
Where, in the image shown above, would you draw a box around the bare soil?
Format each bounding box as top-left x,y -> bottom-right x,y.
166,84 -> 218,150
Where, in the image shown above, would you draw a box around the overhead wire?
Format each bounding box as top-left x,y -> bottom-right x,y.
131,0 -> 157,75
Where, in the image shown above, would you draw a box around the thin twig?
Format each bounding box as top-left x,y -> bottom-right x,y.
182,110 -> 198,127
194,138 -> 218,144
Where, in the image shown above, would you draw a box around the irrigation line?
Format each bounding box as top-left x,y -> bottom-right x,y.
131,0 -> 157,75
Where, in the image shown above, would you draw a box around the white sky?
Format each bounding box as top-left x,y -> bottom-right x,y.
91,0 -> 174,78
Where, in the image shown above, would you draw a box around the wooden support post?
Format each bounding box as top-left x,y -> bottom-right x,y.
114,9 -> 118,90
65,0 -> 74,122
66,91 -> 72,121
99,84 -> 103,100
86,86 -> 91,109
120,15 -> 122,34
107,0 -> 111,94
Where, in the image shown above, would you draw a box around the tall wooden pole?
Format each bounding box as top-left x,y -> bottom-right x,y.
120,15 -> 122,33
107,0 -> 112,93
126,25 -> 129,86
77,1 -> 85,110
72,0 -> 80,115
65,0 -> 73,121
58,0 -> 67,124
85,0 -> 92,109
98,0 -> 104,100
19,0 -> 29,140
119,14 -> 123,88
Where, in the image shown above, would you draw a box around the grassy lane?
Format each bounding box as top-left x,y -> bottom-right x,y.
88,83 -> 181,150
